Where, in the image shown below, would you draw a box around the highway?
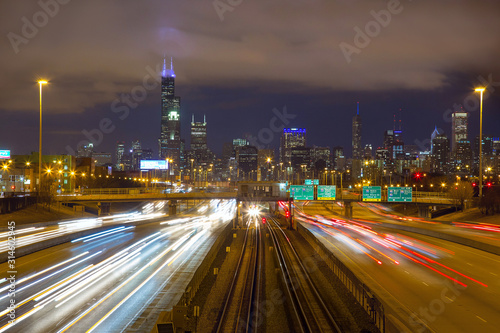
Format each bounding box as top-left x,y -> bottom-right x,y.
0,202 -> 168,255
298,202 -> 500,333
0,199 -> 236,332
358,202 -> 500,248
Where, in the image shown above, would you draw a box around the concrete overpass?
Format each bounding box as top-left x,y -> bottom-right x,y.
53,187 -> 458,217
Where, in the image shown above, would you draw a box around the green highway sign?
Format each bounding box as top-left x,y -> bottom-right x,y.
290,185 -> 314,200
388,187 -> 412,202
313,179 -> 319,185
362,186 -> 381,202
317,185 -> 336,200
305,179 -> 312,185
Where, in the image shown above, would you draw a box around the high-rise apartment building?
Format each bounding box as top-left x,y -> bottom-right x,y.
159,57 -> 181,166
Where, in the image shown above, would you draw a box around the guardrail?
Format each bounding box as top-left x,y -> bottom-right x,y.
297,222 -> 385,332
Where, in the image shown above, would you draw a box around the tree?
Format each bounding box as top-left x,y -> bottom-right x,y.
448,181 -> 473,211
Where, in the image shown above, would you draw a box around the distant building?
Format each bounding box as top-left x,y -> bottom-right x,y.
393,130 -> 404,160
352,102 -> 362,159
451,111 -> 468,153
311,146 -> 331,169
280,128 -> 306,168
115,141 -> 125,170
159,57 -> 181,166
364,144 -> 372,160
455,140 -> 472,170
238,145 -> 258,176
333,146 -> 344,170
291,147 -> 311,171
77,143 -> 93,158
430,127 -> 449,173
191,115 -> 208,151
92,152 -> 112,167
131,140 -> 142,170
232,138 -> 248,148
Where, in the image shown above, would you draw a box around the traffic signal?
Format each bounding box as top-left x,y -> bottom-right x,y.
487,182 -> 492,187
285,211 -> 290,218
472,183 -> 477,187
262,217 -> 266,223
10,185 -> 15,190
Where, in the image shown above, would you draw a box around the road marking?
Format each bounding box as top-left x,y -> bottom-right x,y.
405,271 -> 410,274
476,315 -> 487,323
444,296 -> 454,302
422,282 -> 429,286
490,272 -> 497,276
467,263 -> 473,266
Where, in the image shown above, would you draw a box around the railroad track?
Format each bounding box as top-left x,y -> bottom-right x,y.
267,217 -> 342,333
215,219 -> 262,332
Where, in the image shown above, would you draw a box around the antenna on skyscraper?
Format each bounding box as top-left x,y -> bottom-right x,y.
357,101 -> 359,115
162,55 -> 167,77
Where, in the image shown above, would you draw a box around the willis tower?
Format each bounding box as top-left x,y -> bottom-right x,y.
159,57 -> 181,166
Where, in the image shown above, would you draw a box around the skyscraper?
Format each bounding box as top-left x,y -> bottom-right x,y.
115,141 -> 125,170
280,128 -> 306,168
352,102 -> 362,159
191,115 -> 208,151
159,57 -> 181,166
430,126 -> 449,173
451,111 -> 468,153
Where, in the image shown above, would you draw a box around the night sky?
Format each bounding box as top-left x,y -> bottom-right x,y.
1,0 -> 499,158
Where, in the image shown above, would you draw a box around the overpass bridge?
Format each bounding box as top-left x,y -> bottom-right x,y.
53,187 -> 457,218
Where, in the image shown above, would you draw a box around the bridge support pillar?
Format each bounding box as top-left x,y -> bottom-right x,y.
97,202 -> 111,216
343,201 -> 353,219
417,205 -> 431,218
169,200 -> 177,216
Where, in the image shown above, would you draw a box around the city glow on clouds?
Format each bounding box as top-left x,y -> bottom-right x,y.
0,0 -> 499,114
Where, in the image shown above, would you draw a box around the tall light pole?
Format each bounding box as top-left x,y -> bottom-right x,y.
475,87 -> 485,197
38,80 -> 48,194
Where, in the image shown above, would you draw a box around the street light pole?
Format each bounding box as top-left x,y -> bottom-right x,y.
475,88 -> 485,198
38,80 -> 47,195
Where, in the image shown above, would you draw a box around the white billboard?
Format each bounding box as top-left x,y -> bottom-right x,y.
140,160 -> 168,170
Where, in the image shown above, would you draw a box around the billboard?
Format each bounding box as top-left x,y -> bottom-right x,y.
388,187 -> 412,202
140,160 -> 168,170
0,150 -> 10,159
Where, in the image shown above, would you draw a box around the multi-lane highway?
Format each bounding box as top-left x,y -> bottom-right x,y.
298,201 -> 500,333
0,199 -> 236,332
0,201 -> 168,254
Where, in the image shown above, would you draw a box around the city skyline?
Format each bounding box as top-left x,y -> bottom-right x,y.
1,1 -> 499,157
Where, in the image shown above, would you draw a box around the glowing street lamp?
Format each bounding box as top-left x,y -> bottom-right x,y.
475,87 -> 485,197
38,80 -> 48,193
